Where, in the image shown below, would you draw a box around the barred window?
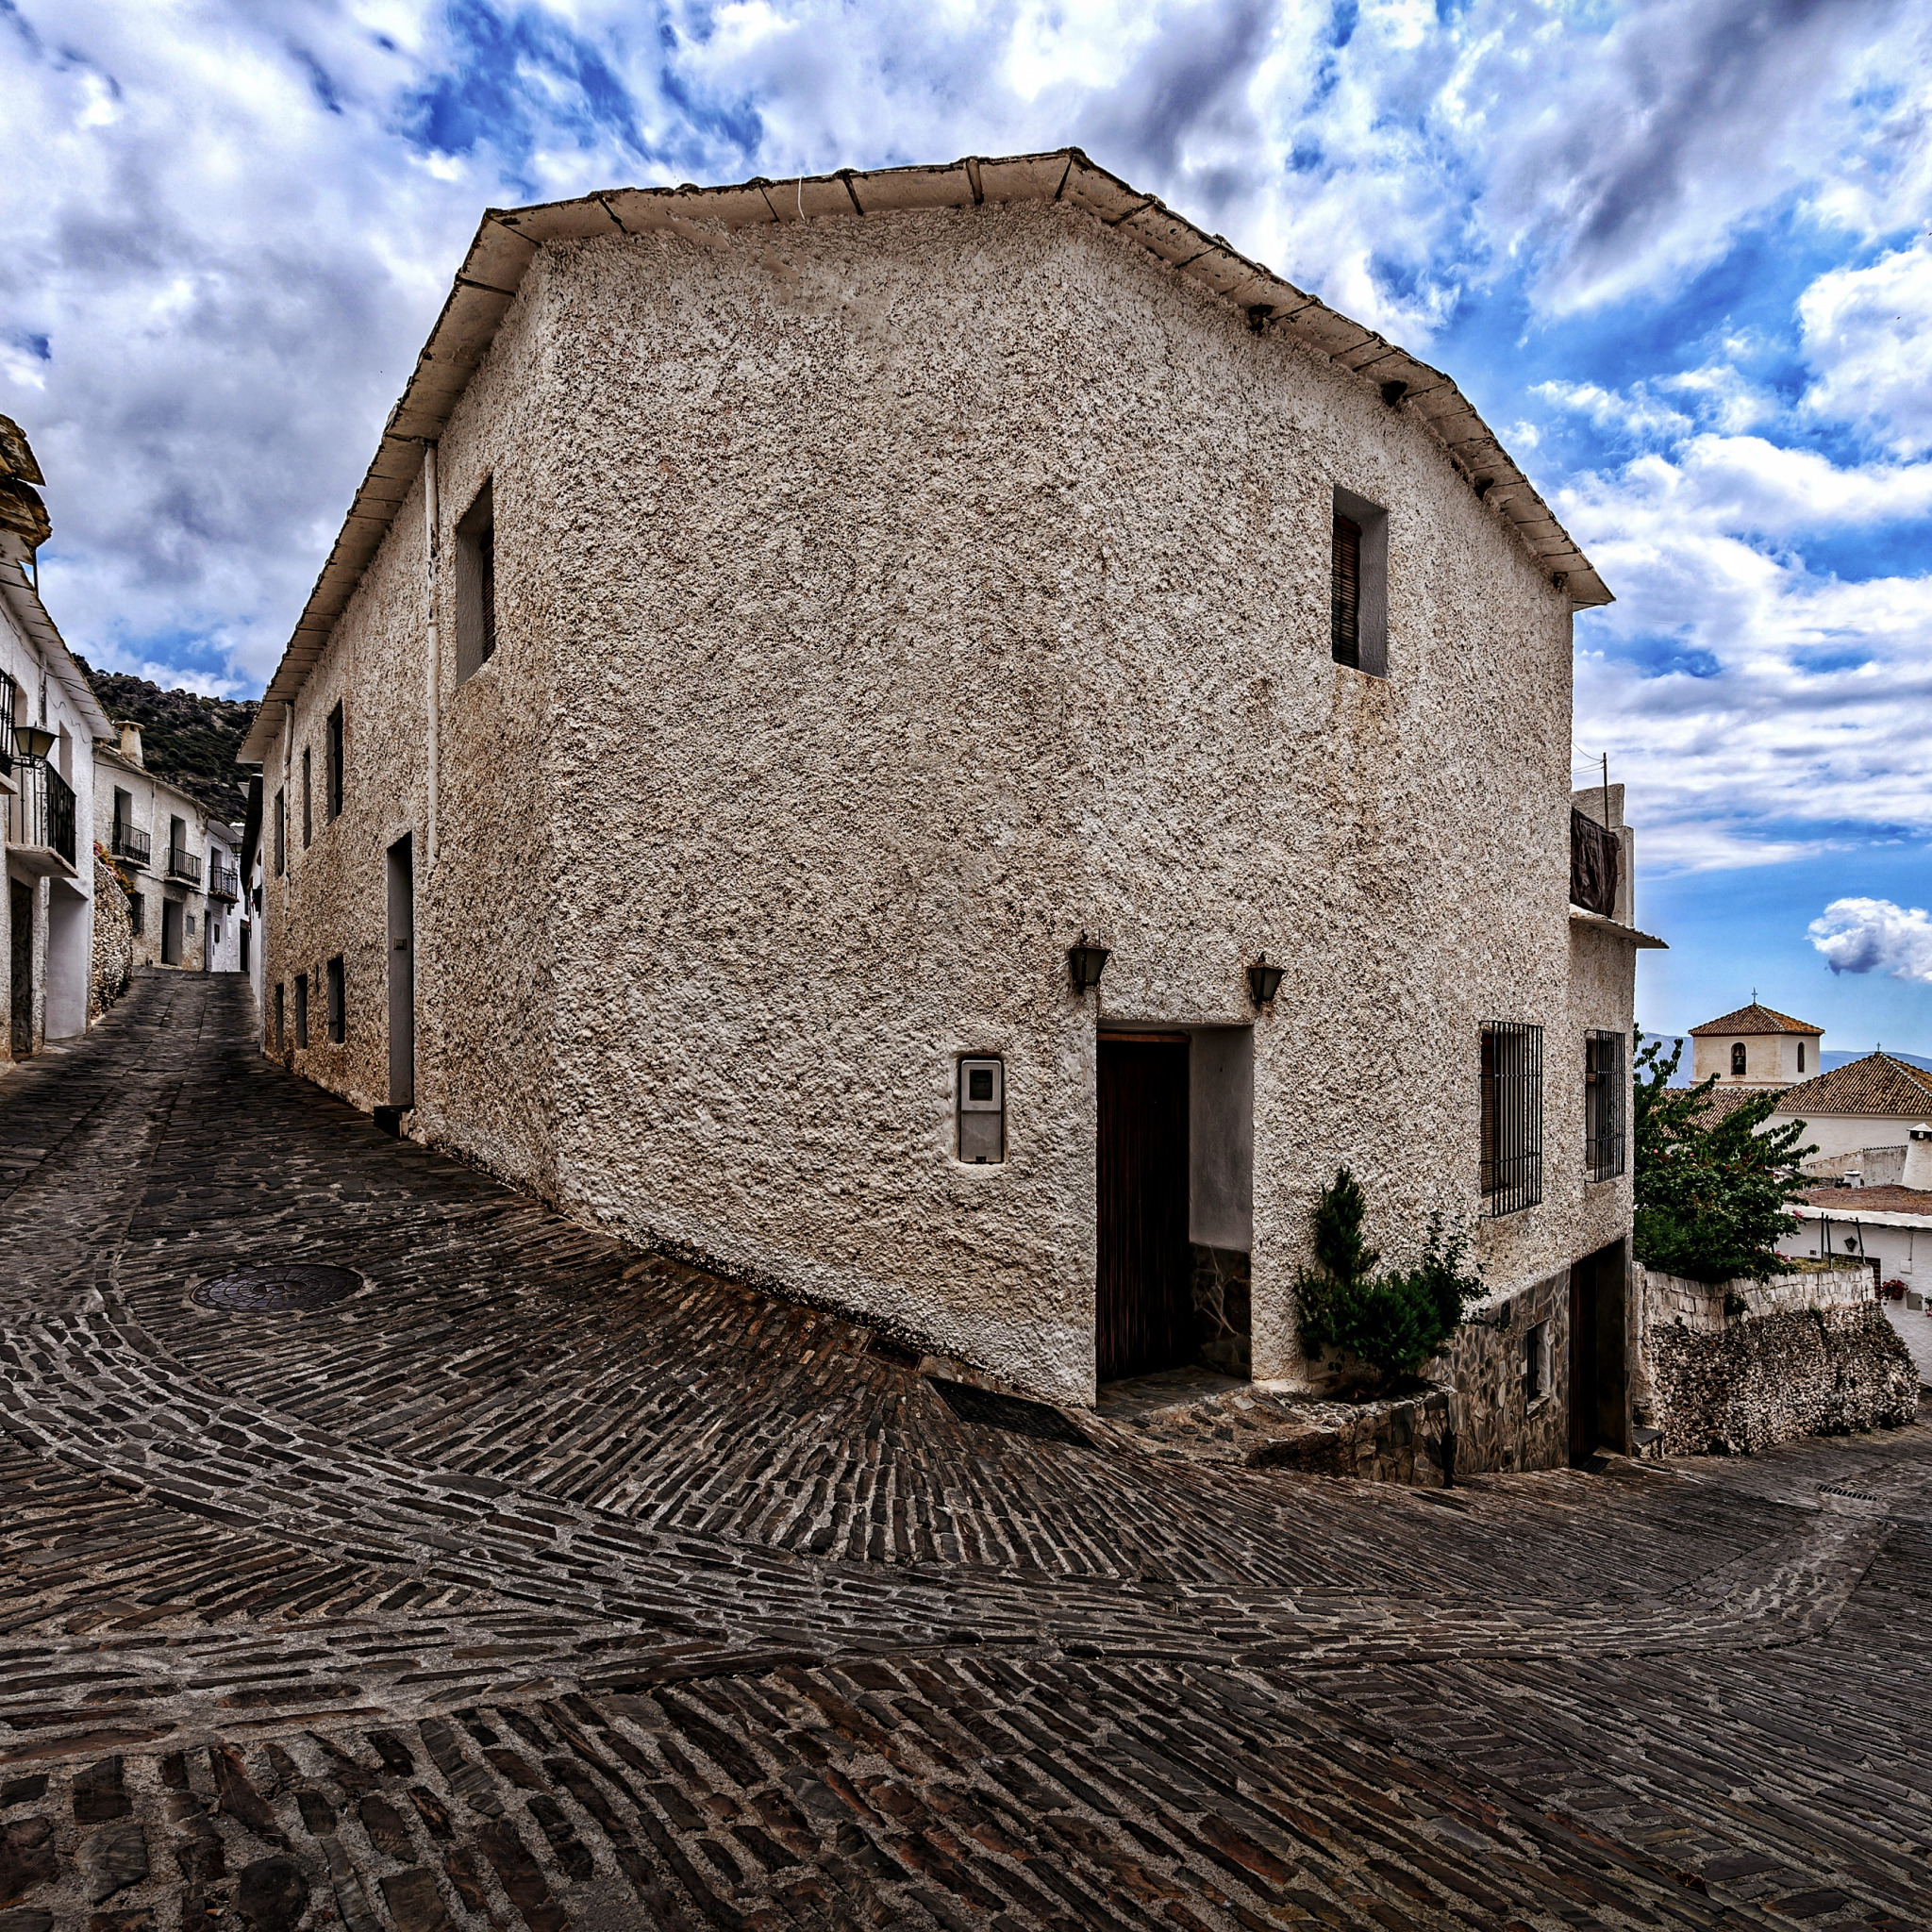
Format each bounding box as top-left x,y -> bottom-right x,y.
1481,1021 -> 1543,1216
1585,1029 -> 1626,1182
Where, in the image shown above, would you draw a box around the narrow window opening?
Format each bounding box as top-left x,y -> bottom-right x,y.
1525,1320 -> 1549,1402
1330,486 -> 1390,677
456,479 -> 498,682
274,982 -> 284,1052
326,702 -> 344,822
1798,1041 -> 1807,1074
294,973 -> 309,1048
1731,1041 -> 1746,1076
128,892 -> 143,937
1585,1028 -> 1626,1182
1481,1020 -> 1543,1215
302,748 -> 312,849
274,788 -> 286,875
326,955 -> 345,1043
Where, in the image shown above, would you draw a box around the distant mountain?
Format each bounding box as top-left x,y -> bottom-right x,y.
1823,1048 -> 1932,1074
80,660 -> 258,826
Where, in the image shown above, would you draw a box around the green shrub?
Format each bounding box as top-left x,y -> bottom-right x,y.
1292,1167 -> 1486,1382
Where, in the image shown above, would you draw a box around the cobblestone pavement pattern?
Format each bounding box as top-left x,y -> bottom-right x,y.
4,972 -> 1931,1932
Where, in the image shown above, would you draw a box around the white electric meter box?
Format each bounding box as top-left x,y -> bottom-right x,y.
958,1056 -> 1006,1164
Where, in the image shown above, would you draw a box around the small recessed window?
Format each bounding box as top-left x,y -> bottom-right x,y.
1331,486 -> 1389,677
326,954 -> 345,1043
1525,1320 -> 1550,1403
274,982 -> 285,1052
958,1056 -> 1006,1165
1731,1042 -> 1746,1076
302,747 -> 312,849
295,973 -> 309,1048
1798,1041 -> 1806,1074
456,478 -> 498,682
326,702 -> 344,822
274,788 -> 286,875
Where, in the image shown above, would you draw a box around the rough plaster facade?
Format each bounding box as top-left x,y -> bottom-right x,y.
256,187 -> 1641,1420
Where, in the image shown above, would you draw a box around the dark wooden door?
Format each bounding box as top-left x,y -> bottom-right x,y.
1568,1259 -> 1596,1465
9,880 -> 31,1057
1097,1036 -> 1192,1382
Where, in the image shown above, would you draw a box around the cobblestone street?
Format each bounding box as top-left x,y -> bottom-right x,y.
3,970 -> 1930,1930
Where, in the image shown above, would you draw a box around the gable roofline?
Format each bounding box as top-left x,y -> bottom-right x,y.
1688,1002 -> 1824,1038
1769,1050 -> 1932,1119
238,145 -> 1613,765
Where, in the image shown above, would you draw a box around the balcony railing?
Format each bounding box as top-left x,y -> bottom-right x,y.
166,843 -> 203,886
208,863 -> 241,900
111,824 -> 152,869
6,759 -> 76,871
1570,808 -> 1622,919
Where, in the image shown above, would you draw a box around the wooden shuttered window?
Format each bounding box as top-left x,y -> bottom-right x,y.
1331,513 -> 1361,667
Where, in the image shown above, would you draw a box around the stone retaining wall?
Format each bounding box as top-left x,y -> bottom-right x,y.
89,855 -> 133,1024
1641,1267 -> 1917,1456
1438,1267 -> 1574,1475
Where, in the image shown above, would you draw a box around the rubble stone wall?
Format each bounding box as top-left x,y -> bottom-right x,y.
1642,1268 -> 1918,1456
90,856 -> 133,1022
1439,1267 -> 1574,1475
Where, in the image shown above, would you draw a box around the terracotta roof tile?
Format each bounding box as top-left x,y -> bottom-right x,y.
1688,1003 -> 1824,1038
1663,1084 -> 1781,1124
1798,1184 -> 1932,1213
1770,1052 -> 1932,1120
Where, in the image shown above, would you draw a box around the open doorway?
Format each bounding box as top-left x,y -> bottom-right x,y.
1097,1034 -> 1192,1380
1569,1239 -> 1629,1462
160,899 -> 183,966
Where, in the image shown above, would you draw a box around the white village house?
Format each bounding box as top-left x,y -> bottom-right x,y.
2,416 -> 111,1059
92,725 -> 227,974
240,151 -> 1664,1461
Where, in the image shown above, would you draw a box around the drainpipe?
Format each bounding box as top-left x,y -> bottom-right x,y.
424,442 -> 440,873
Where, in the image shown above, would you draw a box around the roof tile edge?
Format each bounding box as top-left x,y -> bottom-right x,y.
239,146 -> 1611,764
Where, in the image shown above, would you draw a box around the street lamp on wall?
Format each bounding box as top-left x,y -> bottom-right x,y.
1067,933 -> 1109,991
15,722 -> 54,763
1246,952 -> 1286,1005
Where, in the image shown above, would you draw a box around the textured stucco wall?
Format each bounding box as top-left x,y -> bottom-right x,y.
90,854 -> 133,1019
267,198 -> 1636,1411
259,262 -> 561,1192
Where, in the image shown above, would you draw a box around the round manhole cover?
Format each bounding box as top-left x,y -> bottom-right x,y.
192,1264 -> 363,1313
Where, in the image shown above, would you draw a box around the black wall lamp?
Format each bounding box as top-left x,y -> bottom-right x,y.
15,722 -> 54,762
1247,952 -> 1286,1005
1068,933 -> 1110,991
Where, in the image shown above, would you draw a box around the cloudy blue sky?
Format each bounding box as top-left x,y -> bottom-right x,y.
4,0 -> 1930,1048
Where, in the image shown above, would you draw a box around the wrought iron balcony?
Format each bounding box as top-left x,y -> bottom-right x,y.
208,862 -> 241,901
5,759 -> 76,874
111,823 -> 152,869
166,843 -> 203,886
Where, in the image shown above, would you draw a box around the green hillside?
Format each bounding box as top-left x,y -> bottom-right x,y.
79,660 -> 258,826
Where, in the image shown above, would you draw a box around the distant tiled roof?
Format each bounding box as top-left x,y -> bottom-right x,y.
1799,1184 -> 1932,1213
1664,1084 -> 1780,1124
1770,1053 -> 1932,1121
1688,1003 -> 1824,1038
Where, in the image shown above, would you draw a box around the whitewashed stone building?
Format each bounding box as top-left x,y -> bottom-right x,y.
242,152 -> 1660,1457
2,416 -> 110,1060
93,727 -> 217,974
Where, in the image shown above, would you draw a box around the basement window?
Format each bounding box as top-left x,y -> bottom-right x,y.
1331,486 -> 1389,677
326,955 -> 345,1043
456,478 -> 498,683
1525,1320 -> 1550,1404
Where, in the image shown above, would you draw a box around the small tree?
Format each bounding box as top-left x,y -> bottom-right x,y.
1292,1167 -> 1485,1383
1632,1031 -> 1815,1283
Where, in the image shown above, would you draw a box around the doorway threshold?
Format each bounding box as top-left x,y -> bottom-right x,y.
1096,1365 -> 1247,1424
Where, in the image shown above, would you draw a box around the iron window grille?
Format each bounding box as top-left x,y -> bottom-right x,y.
0,669 -> 16,778
1585,1028 -> 1626,1182
1480,1020 -> 1543,1216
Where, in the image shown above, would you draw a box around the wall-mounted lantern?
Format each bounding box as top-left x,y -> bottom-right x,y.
1067,933 -> 1109,991
15,723 -> 55,763
1247,952 -> 1286,1005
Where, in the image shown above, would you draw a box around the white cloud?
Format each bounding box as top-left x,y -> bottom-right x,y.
1809,898 -> 1932,981
1532,378 -> 1691,443
1800,237 -> 1932,456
